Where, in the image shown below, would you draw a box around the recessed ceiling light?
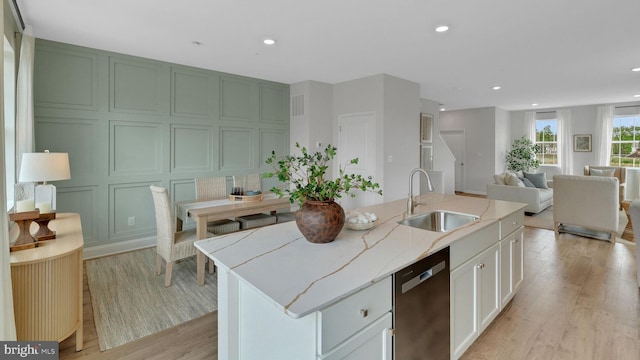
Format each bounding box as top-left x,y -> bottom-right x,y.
632,67 -> 640,72
435,25 -> 449,33
191,41 -> 202,46
531,103 -> 539,106
263,39 -> 276,45
439,105 -> 446,111
634,94 -> 640,98
492,86 -> 501,90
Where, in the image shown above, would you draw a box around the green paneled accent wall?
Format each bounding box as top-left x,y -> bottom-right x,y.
33,39 -> 290,247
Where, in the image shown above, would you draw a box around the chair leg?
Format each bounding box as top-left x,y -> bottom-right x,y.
156,254 -> 162,276
209,258 -> 215,274
165,261 -> 174,287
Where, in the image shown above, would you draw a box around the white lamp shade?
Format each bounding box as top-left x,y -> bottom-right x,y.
19,152 -> 71,182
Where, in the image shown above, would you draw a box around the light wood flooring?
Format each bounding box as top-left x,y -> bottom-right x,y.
59,227 -> 639,360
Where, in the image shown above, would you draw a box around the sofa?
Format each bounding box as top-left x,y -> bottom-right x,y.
553,175 -> 619,242
487,171 -> 553,214
584,165 -> 626,208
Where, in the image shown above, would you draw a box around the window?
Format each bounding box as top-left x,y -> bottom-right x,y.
610,114 -> 640,167
4,36 -> 16,211
535,118 -> 558,165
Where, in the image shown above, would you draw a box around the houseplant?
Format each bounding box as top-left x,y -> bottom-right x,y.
505,136 -> 540,172
264,143 -> 382,243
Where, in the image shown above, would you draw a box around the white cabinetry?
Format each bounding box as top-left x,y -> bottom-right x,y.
450,209 -> 525,360
500,227 -> 524,307
218,270 -> 392,360
450,242 -> 500,359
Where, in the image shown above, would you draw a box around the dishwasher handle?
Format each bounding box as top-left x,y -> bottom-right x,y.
400,260 -> 446,294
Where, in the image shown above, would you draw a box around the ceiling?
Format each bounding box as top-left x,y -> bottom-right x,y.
16,0 -> 640,111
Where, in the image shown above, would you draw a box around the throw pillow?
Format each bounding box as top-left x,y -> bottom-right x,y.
493,172 -> 507,185
505,172 -> 525,187
523,171 -> 548,189
520,177 -> 535,188
590,168 -> 615,177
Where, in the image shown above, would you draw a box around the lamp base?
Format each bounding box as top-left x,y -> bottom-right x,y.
34,212 -> 57,241
9,210 -> 40,252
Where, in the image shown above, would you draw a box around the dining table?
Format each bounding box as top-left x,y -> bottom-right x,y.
175,193 -> 292,285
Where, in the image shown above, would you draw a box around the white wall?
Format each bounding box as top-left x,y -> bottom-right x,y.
382,75 -> 420,201
494,108 -> 510,174
439,107 -> 497,194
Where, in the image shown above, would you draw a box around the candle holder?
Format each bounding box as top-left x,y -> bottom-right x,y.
9,210 -> 40,252
34,212 -> 57,241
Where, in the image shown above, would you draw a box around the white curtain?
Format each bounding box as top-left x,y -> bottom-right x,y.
15,26 -> 35,173
524,111 -> 536,140
557,109 -> 573,174
1,4 -> 18,340
594,105 -> 614,165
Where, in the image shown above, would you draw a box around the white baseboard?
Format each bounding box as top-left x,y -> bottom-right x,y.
461,190 -> 487,196
83,236 -> 156,260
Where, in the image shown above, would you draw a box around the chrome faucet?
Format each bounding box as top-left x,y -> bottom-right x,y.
407,168 -> 435,215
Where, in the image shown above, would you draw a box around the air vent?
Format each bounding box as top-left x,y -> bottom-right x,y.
291,94 -> 304,116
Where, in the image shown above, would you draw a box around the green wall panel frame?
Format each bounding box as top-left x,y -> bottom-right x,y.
171,67 -> 219,118
109,182 -> 158,241
34,39 -> 289,248
110,57 -> 167,114
35,117 -> 99,180
110,120 -> 163,176
34,45 -> 98,111
220,75 -> 254,122
57,186 -> 99,245
171,124 -> 213,173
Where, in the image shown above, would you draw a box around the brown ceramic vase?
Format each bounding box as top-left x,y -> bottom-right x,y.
294,200 -> 345,244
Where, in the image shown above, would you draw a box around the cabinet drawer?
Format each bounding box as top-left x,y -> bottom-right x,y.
500,211 -> 524,239
450,222 -> 499,270
318,276 -> 392,355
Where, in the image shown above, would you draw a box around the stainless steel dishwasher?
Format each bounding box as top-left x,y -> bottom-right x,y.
393,246 -> 450,360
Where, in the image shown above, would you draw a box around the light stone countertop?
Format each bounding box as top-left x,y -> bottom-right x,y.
194,193 -> 526,319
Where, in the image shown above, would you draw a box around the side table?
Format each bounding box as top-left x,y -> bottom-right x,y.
10,213 -> 84,351
621,200 -> 635,242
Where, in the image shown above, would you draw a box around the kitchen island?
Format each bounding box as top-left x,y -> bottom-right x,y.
195,193 -> 526,360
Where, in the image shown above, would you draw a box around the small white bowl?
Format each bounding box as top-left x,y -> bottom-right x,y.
345,221 -> 376,231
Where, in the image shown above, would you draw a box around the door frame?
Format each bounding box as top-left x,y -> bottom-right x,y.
440,129 -> 466,193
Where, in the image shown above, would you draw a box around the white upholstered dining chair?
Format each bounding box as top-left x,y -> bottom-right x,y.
150,185 -> 213,287
195,176 -> 227,200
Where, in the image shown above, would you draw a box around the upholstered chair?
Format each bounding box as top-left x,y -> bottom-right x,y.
150,185 -> 213,287
628,201 -> 640,287
584,165 -> 626,208
195,176 -> 228,200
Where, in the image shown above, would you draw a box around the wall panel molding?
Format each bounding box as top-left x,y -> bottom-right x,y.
57,186 -> 99,244
259,82 -> 288,123
110,120 -> 163,176
110,56 -> 166,114
108,181 -> 159,241
220,75 -> 254,122
219,127 -> 254,171
171,124 -> 213,173
34,46 -> 98,111
171,67 -> 218,118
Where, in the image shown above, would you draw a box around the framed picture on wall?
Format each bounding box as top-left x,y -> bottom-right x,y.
421,145 -> 433,170
574,134 -> 592,152
420,113 -> 433,143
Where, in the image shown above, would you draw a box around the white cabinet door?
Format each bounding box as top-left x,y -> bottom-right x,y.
321,313 -> 392,360
478,243 -> 501,333
451,242 -> 501,360
451,258 -> 478,360
500,228 -> 524,307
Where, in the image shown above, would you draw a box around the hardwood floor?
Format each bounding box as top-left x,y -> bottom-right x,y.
59,227 -> 638,360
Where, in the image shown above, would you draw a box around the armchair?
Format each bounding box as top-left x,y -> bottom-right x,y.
584,165 -> 626,207
553,175 -> 619,242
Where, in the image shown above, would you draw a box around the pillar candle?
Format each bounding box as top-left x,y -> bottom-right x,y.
36,201 -> 52,214
16,199 -> 35,212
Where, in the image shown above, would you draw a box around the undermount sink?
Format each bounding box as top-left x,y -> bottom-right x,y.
398,210 -> 479,232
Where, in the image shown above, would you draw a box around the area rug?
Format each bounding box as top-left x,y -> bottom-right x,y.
86,248 -> 217,351
524,206 -> 628,234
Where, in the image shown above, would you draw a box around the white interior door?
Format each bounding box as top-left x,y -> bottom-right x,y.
441,130 -> 465,192
338,112 -> 376,210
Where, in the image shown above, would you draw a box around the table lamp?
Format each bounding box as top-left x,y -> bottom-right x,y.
16,150 -> 71,243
